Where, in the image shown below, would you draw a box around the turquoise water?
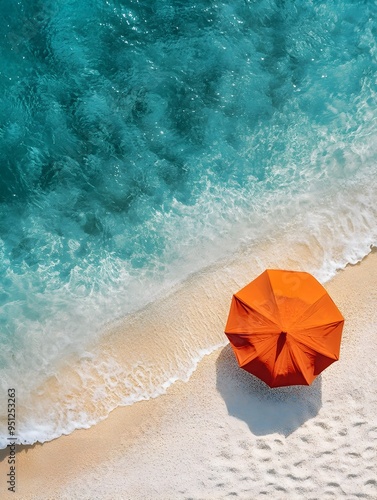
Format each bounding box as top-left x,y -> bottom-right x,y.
1,0 -> 377,446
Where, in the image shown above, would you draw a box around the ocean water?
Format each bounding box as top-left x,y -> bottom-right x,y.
0,0 -> 377,447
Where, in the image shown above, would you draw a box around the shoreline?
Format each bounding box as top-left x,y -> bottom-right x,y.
1,248 -> 377,498
1,198 -> 375,451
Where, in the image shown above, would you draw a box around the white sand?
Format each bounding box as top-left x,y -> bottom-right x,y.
0,250 -> 376,499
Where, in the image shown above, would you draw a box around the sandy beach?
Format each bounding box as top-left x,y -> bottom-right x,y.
1,249 -> 376,499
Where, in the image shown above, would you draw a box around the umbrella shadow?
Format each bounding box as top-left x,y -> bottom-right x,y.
216,345 -> 322,437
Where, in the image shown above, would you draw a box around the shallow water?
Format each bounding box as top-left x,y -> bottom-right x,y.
0,0 -> 376,447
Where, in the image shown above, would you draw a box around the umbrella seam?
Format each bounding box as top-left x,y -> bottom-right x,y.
289,291 -> 338,329
265,269 -> 284,328
232,295 -> 282,331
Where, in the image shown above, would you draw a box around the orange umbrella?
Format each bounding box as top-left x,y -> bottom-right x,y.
224,269 -> 344,388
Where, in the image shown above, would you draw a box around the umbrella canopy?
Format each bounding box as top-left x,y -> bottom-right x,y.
224,269 -> 344,388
